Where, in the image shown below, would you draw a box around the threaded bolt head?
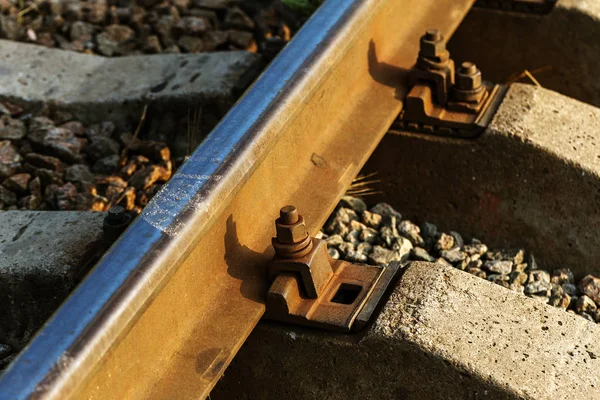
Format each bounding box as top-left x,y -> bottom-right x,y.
425,29 -> 441,41
419,29 -> 448,60
106,205 -> 126,225
459,61 -> 477,76
280,205 -> 299,225
455,61 -> 482,90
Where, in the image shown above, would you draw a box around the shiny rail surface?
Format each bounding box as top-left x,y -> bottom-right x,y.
0,0 -> 475,398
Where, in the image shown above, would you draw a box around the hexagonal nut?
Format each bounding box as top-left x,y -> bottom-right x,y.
419,37 -> 447,59
276,217 -> 308,244
456,69 -> 482,90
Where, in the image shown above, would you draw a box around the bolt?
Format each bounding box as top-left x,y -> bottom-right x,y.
106,206 -> 127,225
273,205 -> 312,258
425,29 -> 441,42
418,29 -> 449,61
455,61 -> 482,91
279,205 -> 299,225
103,205 -> 132,242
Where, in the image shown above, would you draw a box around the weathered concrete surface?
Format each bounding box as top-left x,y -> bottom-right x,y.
214,262 -> 600,399
363,83 -> 600,279
0,40 -> 260,156
0,211 -> 106,350
449,0 -> 600,107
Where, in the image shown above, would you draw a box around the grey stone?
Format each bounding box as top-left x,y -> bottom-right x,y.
325,234 -> 344,248
580,312 -> 595,322
579,275 -> 600,304
345,250 -> 367,264
344,230 -> 360,245
337,242 -> 354,257
483,260 -> 512,275
397,219 -> 425,247
448,231 -> 464,249
361,210 -> 382,229
466,258 -> 483,271
177,35 -> 204,53
369,203 -> 401,219
65,164 -> 94,184
434,233 -> 454,252
551,268 -> 575,285
379,221 -> 399,248
367,245 -> 394,266
455,256 -> 471,271
463,243 -> 487,256
0,140 -> 21,179
327,248 -> 339,260
513,263 -> 528,273
358,227 -> 378,244
509,271 -> 528,286
435,257 -> 452,269
529,269 -> 551,284
419,221 -> 438,248
356,242 -> 372,256
440,248 -> 466,264
485,249 -> 524,264
340,195 -> 367,214
391,236 -> 412,259
575,295 -> 598,314
466,267 -> 486,279
411,247 -> 435,262
548,293 -> 571,310
2,173 -> 30,195
27,127 -> 85,163
349,220 -> 367,232
85,136 -> 120,162
528,254 -> 539,271
0,185 -> 16,206
96,24 -> 136,56
92,154 -> 120,174
0,116 -> 25,140
224,6 -> 255,30
563,283 -> 577,296
487,273 -> 509,283
0,211 -> 106,350
0,15 -> 23,41
70,21 -> 97,42
525,281 -> 551,296
174,16 -> 211,36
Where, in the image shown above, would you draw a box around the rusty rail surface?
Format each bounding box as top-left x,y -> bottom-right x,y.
0,0 -> 475,398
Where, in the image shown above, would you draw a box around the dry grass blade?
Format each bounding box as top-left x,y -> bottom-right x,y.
345,173 -> 381,197
187,106 -> 202,156
120,104 -> 148,164
505,66 -> 551,87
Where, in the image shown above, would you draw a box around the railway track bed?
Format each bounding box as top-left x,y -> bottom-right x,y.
1,0 -> 600,398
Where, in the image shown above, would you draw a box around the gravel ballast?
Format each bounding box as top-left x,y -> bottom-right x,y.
0,101 -> 174,212
321,195 -> 600,324
0,0 -> 292,58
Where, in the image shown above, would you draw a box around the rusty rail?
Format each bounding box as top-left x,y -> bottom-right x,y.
0,0 -> 475,398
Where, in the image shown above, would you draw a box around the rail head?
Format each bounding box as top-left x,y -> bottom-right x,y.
0,0 -> 475,398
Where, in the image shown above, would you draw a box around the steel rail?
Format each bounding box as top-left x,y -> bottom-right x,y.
0,0 -> 475,398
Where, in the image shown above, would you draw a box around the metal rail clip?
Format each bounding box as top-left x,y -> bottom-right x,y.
394,29 -> 507,138
264,206 -> 400,332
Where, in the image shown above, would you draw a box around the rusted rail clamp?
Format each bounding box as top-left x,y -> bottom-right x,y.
264,206 -> 400,332
395,29 -> 507,138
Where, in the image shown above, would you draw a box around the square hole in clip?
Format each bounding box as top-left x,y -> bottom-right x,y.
330,283 -> 362,305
